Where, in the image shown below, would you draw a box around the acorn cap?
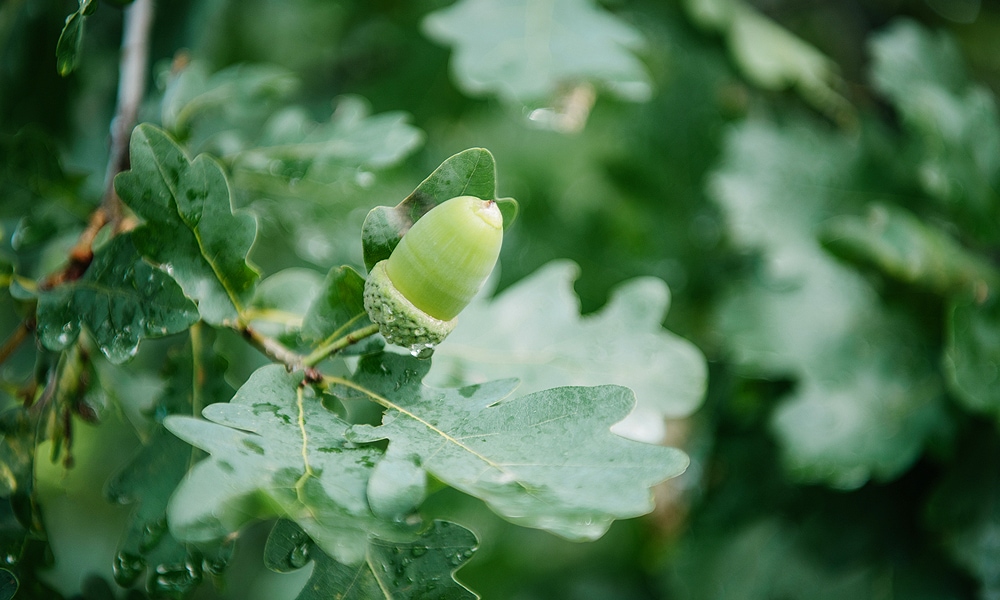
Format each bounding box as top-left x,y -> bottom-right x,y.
363,260 -> 457,348
363,195 -> 503,349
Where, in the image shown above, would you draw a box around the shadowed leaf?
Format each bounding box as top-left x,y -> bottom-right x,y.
264,519 -> 478,600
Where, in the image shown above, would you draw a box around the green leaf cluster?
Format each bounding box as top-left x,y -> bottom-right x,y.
9,0 -> 1000,599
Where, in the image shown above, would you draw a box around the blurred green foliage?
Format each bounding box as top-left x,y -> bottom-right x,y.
4,0 -> 1000,598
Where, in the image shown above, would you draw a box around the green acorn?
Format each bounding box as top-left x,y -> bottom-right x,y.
363,195 -> 503,351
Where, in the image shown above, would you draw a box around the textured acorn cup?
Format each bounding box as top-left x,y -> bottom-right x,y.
363,195 -> 504,348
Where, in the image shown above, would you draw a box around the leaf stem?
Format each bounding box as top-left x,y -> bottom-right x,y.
190,322 -> 204,418
293,385 -> 314,497
302,323 -> 380,368
241,308 -> 304,328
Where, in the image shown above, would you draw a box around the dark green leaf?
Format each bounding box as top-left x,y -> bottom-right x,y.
55,10 -> 86,77
104,328 -> 234,595
35,235 -> 199,363
265,519 -> 478,600
666,519 -> 875,600
361,148 -> 517,271
0,409 -> 42,571
346,352 -> 688,540
927,434 -> 1000,598
115,124 -> 260,325
870,20 -> 1000,239
426,260 -> 706,444
0,569 -> 16,600
301,266 -> 382,356
423,0 -> 651,105
944,294 -> 1000,416
164,365 -> 417,565
0,129 -> 79,219
819,203 -> 999,296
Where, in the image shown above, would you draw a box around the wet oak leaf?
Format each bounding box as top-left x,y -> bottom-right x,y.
264,519 -> 478,600
344,352 -> 688,541
710,118 -> 947,488
423,0 -> 651,104
35,234 -> 199,363
115,123 -> 259,325
104,331 -> 235,594
163,365 -> 416,565
233,96 -> 424,185
426,260 -> 707,444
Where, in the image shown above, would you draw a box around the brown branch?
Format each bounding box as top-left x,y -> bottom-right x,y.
41,0 -> 154,291
240,326 -> 326,383
0,316 -> 35,367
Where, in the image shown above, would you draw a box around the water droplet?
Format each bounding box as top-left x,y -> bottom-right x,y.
152,560 -> 202,595
408,343 -> 435,359
203,555 -> 229,576
4,553 -> 17,565
113,551 -> 146,586
289,543 -> 310,568
139,518 -> 167,552
410,546 -> 428,558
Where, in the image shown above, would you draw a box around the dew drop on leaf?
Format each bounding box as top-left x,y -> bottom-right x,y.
289,543 -> 310,569
151,560 -> 202,595
139,518 -> 167,552
409,343 -> 435,359
113,551 -> 146,587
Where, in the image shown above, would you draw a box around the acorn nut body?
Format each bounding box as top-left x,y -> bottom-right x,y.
363,195 -> 503,349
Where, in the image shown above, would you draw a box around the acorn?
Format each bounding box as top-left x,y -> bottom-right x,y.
363,195 -> 503,352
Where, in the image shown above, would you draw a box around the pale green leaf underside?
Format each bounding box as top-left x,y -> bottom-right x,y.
234,96 -> 424,176
36,235 -> 198,363
682,0 -> 853,124
265,519 -> 478,600
161,61 -> 299,135
711,119 -> 946,488
819,203 -> 1000,296
115,123 -> 259,325
426,260 -> 707,443
346,353 -> 688,540
423,0 -> 651,104
164,365 -> 415,565
870,20 -> 1000,236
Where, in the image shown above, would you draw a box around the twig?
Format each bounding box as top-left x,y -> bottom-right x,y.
104,0 -> 153,231
0,317 -> 35,367
302,323 -> 380,368
42,0 -> 155,290
240,325 -> 313,378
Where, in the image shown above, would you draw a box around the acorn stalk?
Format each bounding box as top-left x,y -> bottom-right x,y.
363,195 -> 503,350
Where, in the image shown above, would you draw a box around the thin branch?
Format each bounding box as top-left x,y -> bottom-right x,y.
104,0 -> 154,231
42,0 -> 154,290
0,317 -> 34,367
302,323 -> 381,368
240,325 -> 314,378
